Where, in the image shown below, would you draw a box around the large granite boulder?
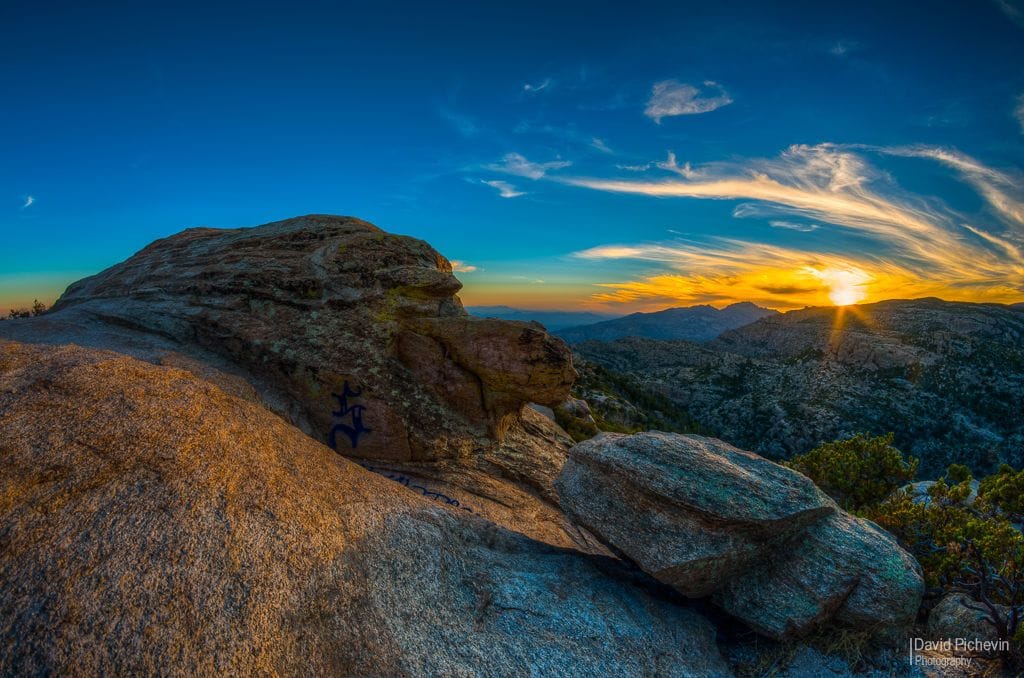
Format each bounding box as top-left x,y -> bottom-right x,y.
0,340 -> 727,676
1,215 -> 575,462
556,431 -> 924,638
0,215 -> 590,551
555,431 -> 835,596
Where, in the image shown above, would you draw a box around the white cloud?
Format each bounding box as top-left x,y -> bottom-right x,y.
616,151 -> 700,175
590,137 -> 613,154
486,152 -> 571,180
480,179 -> 525,198
1015,94 -> 1024,134
657,151 -> 701,178
450,260 -> 479,273
21,195 -> 34,209
770,220 -> 820,232
617,162 -> 653,172
644,80 -> 733,123
523,78 -> 552,93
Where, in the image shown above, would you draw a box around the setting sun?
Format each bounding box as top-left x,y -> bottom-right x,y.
811,267 -> 870,307
829,286 -> 861,306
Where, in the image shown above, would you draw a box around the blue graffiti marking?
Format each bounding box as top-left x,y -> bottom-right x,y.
359,463 -> 474,512
328,381 -> 372,450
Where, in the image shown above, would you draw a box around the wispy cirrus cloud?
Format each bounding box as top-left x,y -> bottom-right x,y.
523,78 -> 552,93
875,144 -> 1024,228
617,151 -> 700,176
486,152 -> 571,179
478,179 -> 525,198
451,260 -> 479,273
21,195 -> 35,209
644,80 -> 732,123
770,219 -> 819,232
657,151 -> 701,178
1015,95 -> 1024,133
563,143 -> 1024,309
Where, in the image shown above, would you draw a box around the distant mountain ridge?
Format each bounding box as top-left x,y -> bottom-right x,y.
467,305 -> 621,331
573,298 -> 1024,477
556,302 -> 778,344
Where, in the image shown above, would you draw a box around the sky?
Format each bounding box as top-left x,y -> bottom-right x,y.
2,0 -> 1023,312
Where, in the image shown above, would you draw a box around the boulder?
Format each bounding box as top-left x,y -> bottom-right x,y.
0,340 -> 727,676
0,215 -> 575,462
555,431 -> 835,596
927,593 -> 1006,657
714,512 -> 924,639
555,431 -> 924,639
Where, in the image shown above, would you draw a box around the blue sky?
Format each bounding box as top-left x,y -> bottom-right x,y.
2,0 -> 1023,310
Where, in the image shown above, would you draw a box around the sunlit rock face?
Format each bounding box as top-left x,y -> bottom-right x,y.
15,215 -> 576,462
0,341 -> 726,676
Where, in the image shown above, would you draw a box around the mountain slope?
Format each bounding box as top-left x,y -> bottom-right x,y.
467,306 -> 620,331
575,298 -> 1024,476
556,302 -> 777,344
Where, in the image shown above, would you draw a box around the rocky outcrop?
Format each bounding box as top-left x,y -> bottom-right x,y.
0,215 -> 588,551
555,431 -> 924,638
0,340 -> 727,676
1,215 -> 575,463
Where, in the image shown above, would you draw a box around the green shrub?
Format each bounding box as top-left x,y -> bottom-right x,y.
979,464 -> 1024,518
787,433 -> 918,511
864,474 -> 1023,667
946,463 -> 972,485
553,405 -> 600,442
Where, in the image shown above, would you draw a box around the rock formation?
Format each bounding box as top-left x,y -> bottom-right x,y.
0,341 -> 727,676
0,215 -> 587,551
555,431 -> 924,638
34,215 -> 574,461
